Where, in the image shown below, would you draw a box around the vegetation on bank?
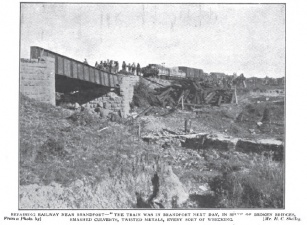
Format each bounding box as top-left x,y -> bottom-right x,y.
205,150 -> 284,208
19,94 -> 284,208
19,95 -> 161,188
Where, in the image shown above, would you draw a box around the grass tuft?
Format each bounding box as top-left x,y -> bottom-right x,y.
208,152 -> 283,208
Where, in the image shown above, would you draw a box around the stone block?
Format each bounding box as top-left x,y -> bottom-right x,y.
100,109 -> 110,118
104,102 -> 111,109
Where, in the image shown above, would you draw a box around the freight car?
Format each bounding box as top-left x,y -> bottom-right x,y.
178,66 -> 205,80
142,64 -> 204,80
141,64 -> 185,79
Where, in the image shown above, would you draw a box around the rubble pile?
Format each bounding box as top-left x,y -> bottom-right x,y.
134,80 -> 235,109
154,80 -> 235,108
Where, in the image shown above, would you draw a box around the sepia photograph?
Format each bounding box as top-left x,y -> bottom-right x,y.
18,3 -> 285,210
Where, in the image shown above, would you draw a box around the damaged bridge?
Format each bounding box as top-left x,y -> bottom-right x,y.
20,46 -> 139,117
30,46 -> 121,88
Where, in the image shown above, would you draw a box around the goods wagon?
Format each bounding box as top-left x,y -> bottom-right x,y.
169,67 -> 186,78
142,64 -> 186,79
143,64 -> 207,81
29,46 -> 120,88
148,64 -> 170,76
178,66 -> 205,80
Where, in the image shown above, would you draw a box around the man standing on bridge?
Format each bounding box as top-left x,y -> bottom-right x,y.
114,61 -> 119,73
122,61 -> 126,72
131,63 -> 136,75
84,58 -> 88,65
136,63 -> 141,76
127,63 -> 131,73
99,61 -> 103,70
103,61 -> 107,71
109,60 -> 113,73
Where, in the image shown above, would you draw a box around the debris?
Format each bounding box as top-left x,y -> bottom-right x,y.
249,129 -> 255,134
100,109 -> 110,118
130,112 -> 138,118
199,184 -> 209,192
98,127 -> 109,132
134,79 -> 235,109
74,102 -> 80,109
184,118 -> 192,134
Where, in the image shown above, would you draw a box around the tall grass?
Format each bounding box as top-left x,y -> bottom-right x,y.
19,94 -> 163,188
208,152 -> 284,208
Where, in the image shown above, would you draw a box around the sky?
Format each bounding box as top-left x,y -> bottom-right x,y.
20,4 -> 285,78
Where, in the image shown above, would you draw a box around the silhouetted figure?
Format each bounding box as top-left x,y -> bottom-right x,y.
103,61 -> 107,71
131,63 -> 136,75
99,61 -> 103,70
95,61 -> 99,68
122,61 -> 126,71
127,63 -> 131,72
114,61 -> 119,73
109,60 -> 113,73
136,63 -> 141,75
83,58 -> 88,65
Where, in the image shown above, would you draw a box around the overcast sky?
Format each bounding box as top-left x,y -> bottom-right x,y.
20,4 -> 285,78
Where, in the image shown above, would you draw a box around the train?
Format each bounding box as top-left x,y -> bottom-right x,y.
141,64 -> 210,81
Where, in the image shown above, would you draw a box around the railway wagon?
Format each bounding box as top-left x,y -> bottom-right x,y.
143,64 -> 208,81
29,46 -> 120,88
145,64 -> 186,78
178,66 -> 205,80
148,64 -> 170,76
169,67 -> 186,78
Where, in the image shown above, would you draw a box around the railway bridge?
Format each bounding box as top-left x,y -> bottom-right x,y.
30,46 -> 122,88
20,47 -> 139,117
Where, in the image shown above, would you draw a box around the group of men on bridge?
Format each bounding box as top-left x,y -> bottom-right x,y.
83,58 -> 141,76
94,60 -> 119,74
121,61 -> 141,75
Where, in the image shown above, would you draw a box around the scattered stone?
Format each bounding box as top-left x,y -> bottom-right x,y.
130,112 -> 138,118
66,103 -> 73,109
249,129 -> 255,134
110,113 -> 120,122
100,109 -> 110,118
74,102 -> 80,109
103,102 -> 112,109
107,92 -> 118,100
199,184 -> 209,192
